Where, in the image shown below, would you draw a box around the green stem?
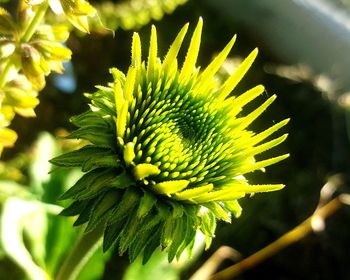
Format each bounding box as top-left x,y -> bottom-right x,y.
21,1 -> 49,43
0,60 -> 12,88
56,226 -> 104,280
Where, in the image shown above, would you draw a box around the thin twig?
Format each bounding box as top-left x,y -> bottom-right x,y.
209,196 -> 343,280
189,246 -> 241,280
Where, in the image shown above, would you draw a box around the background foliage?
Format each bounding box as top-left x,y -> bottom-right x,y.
1,0 -> 350,279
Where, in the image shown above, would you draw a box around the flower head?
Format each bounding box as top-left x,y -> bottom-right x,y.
51,18 -> 289,263
27,0 -> 96,33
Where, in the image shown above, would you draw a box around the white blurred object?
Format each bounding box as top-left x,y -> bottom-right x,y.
202,0 -> 350,93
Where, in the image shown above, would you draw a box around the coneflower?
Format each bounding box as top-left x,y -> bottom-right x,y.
51,18 -> 289,263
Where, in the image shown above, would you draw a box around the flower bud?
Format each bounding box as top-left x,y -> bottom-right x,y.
51,19 -> 289,263
21,44 -> 48,90
0,7 -> 17,35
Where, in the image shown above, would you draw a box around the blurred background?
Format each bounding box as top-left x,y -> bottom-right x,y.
1,0 -> 350,279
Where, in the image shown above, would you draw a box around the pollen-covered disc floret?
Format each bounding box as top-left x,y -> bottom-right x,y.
51,18 -> 289,263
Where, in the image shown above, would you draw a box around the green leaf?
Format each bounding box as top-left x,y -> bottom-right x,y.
50,146 -> 111,168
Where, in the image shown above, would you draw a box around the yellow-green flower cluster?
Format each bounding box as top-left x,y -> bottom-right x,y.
0,0 -> 95,153
51,19 -> 289,263
92,0 -> 187,33
27,0 -> 96,33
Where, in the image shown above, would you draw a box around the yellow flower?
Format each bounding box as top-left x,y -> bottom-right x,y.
27,0 -> 96,33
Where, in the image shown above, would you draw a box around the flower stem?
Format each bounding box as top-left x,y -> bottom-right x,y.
0,60 -> 12,88
55,226 -> 104,280
210,197 -> 343,280
22,1 -> 48,43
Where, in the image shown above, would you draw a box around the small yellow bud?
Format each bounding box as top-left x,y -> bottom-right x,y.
133,163 -> 160,180
123,142 -> 135,165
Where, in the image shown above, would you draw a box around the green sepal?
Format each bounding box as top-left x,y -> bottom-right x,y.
60,200 -> 88,216
73,170 -> 118,201
70,111 -> 111,128
60,168 -> 121,200
160,216 -> 175,249
90,94 -> 117,117
128,215 -> 163,262
199,210 -> 216,239
185,234 -> 196,259
103,218 -> 125,252
84,190 -> 121,233
142,227 -> 161,264
108,188 -> 140,225
203,202 -> 231,222
223,200 -> 242,218
73,199 -> 97,226
137,191 -> 157,218
129,225 -> 158,263
110,172 -> 134,189
175,215 -> 195,260
49,145 -> 111,167
118,209 -> 140,255
168,218 -> 185,262
59,169 -> 104,200
68,126 -> 115,147
82,153 -> 121,172
167,201 -> 184,218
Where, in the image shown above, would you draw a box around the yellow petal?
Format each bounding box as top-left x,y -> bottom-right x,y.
133,163 -> 160,180
162,23 -> 189,74
217,48 -> 258,101
131,32 -> 142,68
123,142 -> 135,165
173,184 -> 214,200
147,25 -> 158,79
153,180 -> 190,196
179,17 -> 203,82
195,35 -> 236,94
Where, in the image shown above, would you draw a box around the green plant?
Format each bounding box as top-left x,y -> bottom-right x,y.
51,18 -> 289,272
